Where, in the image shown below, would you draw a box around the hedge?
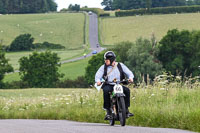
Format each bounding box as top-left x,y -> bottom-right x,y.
115,5 -> 200,17
80,8 -> 110,17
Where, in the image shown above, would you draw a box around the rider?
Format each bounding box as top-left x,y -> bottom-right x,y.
95,51 -> 134,119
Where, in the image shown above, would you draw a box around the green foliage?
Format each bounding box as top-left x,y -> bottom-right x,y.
85,39 -> 162,84
19,51 -> 63,88
115,5 -> 200,17
34,42 -> 65,50
125,38 -> 163,83
57,76 -> 89,88
0,82 -> 200,132
80,8 -> 110,17
0,46 -> 13,88
9,34 -> 34,52
110,41 -> 132,63
102,0 -> 200,10
158,29 -> 200,77
0,0 -> 57,14
85,52 -> 105,85
68,4 -> 80,12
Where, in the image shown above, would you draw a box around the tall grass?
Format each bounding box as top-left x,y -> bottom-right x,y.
0,76 -> 199,132
100,13 -> 200,45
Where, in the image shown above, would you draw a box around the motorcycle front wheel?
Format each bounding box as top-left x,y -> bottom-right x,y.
117,96 -> 126,126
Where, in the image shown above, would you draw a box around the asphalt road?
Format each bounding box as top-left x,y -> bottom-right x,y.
0,119 -> 196,133
60,12 -> 104,64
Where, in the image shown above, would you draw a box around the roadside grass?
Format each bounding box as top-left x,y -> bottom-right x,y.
4,57 -> 91,82
0,13 -> 84,49
0,80 -> 199,132
99,13 -> 200,45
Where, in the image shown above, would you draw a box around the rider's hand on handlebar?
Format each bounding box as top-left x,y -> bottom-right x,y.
128,78 -> 133,83
97,81 -> 102,86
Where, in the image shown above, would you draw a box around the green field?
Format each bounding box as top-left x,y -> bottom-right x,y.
0,13 -> 85,49
0,80 -> 199,132
99,13 -> 200,45
4,56 -> 91,82
5,49 -> 87,70
0,12 -> 91,82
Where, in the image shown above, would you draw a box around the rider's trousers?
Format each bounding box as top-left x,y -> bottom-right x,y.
102,85 -> 130,110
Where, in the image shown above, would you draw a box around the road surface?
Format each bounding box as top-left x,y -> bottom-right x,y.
60,12 -> 104,64
0,119 -> 196,133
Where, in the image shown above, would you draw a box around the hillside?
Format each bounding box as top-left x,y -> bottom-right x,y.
100,13 -> 200,45
0,13 -> 85,49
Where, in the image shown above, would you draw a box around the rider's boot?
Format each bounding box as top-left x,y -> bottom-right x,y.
126,108 -> 134,118
104,109 -> 112,120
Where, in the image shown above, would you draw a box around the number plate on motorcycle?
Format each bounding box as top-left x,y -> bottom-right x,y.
114,84 -> 123,94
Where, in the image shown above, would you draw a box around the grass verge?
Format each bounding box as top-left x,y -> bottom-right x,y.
0,81 -> 199,132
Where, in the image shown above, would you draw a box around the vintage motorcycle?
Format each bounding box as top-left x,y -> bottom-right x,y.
95,79 -> 129,126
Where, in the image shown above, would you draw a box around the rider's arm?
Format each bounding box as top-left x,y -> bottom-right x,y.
120,63 -> 134,81
95,65 -> 104,83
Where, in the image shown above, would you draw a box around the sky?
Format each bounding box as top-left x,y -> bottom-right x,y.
54,0 -> 104,11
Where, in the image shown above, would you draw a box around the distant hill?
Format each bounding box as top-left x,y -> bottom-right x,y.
0,0 -> 57,14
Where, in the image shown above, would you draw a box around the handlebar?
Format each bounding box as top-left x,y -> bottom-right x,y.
103,79 -> 129,85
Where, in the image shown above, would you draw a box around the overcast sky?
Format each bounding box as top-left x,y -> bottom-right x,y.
54,0 -> 104,11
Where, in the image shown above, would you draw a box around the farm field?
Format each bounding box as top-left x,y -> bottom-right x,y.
5,49 -> 87,70
0,81 -> 199,132
99,13 -> 200,45
0,13 -> 85,49
4,56 -> 91,82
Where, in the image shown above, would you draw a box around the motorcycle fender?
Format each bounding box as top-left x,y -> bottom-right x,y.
116,93 -> 125,97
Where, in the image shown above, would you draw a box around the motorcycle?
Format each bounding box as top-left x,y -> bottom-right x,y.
95,79 -> 129,126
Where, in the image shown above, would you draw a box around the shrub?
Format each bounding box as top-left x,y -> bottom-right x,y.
19,51 -> 64,88
57,76 -> 89,88
9,34 -> 34,51
34,42 -> 65,50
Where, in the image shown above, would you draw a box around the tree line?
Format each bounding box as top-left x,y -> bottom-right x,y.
0,0 -> 57,14
1,29 -> 200,88
101,0 -> 200,10
85,29 -> 200,85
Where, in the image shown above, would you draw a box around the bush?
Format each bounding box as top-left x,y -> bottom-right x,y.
9,34 -> 34,51
2,81 -> 29,89
19,51 -> 64,88
34,42 -> 65,50
56,76 -> 89,88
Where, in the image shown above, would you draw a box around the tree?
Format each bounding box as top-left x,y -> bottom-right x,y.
0,0 -> 57,14
68,4 -> 80,11
101,0 -> 113,10
158,29 -> 200,77
110,41 -> 133,63
9,34 -> 34,51
0,45 -> 13,88
125,38 -> 163,83
19,51 -> 63,88
85,52 -> 105,85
